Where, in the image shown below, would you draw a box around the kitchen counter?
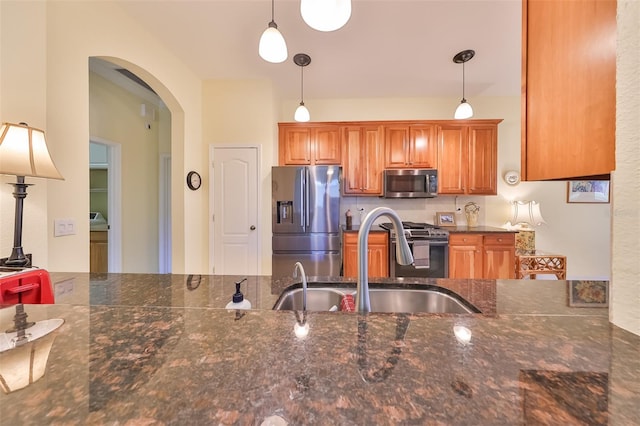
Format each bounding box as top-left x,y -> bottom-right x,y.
0,273 -> 637,425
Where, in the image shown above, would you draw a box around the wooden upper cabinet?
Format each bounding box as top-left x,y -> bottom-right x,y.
437,124 -> 467,194
342,125 -> 384,195
384,123 -> 437,168
522,0 -> 616,180
437,121 -> 500,195
278,124 -> 341,165
467,124 -> 498,194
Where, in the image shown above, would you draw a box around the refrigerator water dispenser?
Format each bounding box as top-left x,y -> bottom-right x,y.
277,201 -> 293,224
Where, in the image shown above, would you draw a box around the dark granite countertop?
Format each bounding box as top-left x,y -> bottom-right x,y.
448,225 -> 517,234
0,273 -> 637,425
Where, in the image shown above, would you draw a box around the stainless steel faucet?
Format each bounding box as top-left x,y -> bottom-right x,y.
293,261 -> 308,311
357,207 -> 413,312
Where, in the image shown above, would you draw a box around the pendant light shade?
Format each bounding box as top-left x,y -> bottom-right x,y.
259,0 -> 288,63
300,0 -> 351,32
295,103 -> 310,122
454,101 -> 473,120
453,49 -> 475,120
293,53 -> 311,122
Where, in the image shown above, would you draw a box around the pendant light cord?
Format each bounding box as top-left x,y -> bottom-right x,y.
300,66 -> 305,104
461,61 -> 466,101
270,0 -> 275,22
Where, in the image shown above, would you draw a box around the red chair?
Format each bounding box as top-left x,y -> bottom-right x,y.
0,268 -> 55,305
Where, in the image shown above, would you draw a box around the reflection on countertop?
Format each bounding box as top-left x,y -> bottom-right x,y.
0,273 -> 636,425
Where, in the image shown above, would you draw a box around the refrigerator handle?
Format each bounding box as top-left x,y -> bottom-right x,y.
305,169 -> 310,229
300,168 -> 307,232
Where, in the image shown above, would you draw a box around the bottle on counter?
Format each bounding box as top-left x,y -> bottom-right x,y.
345,209 -> 353,230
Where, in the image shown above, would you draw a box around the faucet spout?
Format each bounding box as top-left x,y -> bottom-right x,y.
357,207 -> 413,313
293,262 -> 308,312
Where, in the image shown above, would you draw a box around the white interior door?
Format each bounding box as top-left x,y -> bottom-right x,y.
210,147 -> 260,275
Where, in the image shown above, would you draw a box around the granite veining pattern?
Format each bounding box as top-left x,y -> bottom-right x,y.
0,273 -> 637,425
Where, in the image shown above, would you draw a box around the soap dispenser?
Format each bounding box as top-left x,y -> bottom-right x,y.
225,277 -> 252,310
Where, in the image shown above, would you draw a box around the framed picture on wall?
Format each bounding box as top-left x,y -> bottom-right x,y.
435,212 -> 457,227
567,180 -> 610,203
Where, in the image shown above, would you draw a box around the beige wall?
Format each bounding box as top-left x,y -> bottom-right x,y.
203,79 -> 279,274
1,1 -> 203,273
90,72 -> 167,273
0,1 -> 50,268
611,0 -> 640,335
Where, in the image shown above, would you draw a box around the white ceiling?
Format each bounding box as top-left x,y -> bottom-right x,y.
112,0 -> 522,100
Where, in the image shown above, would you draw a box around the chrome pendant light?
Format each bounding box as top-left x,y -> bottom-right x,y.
453,49 -> 475,119
259,0 -> 288,63
294,53 -> 311,122
300,0 -> 352,32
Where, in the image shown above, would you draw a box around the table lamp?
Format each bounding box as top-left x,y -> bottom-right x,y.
0,122 -> 64,267
510,200 -> 546,252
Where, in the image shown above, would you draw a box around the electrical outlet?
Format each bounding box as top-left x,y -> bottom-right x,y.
54,219 -> 76,237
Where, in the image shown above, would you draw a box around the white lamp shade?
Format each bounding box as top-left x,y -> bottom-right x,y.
511,201 -> 546,228
0,122 -> 63,179
454,101 -> 473,119
294,103 -> 310,122
258,25 -> 288,63
300,0 -> 351,32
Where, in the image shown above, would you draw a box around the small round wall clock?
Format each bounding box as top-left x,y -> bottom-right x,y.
186,171 -> 202,190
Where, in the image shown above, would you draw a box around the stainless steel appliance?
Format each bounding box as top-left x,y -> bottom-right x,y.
383,169 -> 438,198
272,166 -> 341,278
380,221 -> 449,278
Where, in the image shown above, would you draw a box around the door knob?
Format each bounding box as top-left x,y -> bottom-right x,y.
250,225 -> 256,230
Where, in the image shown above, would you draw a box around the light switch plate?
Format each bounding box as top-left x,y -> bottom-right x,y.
54,219 -> 76,237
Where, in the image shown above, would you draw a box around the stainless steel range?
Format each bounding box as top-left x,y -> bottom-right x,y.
379,221 -> 449,278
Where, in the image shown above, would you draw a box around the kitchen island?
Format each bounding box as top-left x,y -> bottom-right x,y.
0,273 -> 638,425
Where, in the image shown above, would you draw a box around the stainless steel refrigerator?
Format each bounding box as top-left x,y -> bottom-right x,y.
272,165 -> 341,278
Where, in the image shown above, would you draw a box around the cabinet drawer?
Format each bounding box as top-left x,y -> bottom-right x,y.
483,234 -> 515,246
449,234 -> 483,246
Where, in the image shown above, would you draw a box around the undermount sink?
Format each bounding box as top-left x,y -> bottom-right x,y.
273,284 -> 480,314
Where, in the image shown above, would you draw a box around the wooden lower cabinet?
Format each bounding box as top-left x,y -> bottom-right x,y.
343,231 -> 389,278
90,231 -> 108,273
449,232 -> 515,279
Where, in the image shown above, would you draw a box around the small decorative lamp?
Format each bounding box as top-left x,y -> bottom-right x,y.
510,200 -> 546,252
0,122 -> 64,267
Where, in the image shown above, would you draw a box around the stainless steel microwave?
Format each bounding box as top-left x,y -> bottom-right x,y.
383,169 -> 438,198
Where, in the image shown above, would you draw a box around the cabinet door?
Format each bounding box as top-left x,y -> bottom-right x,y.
279,126 -> 311,165
384,125 -> 410,168
90,231 -> 108,273
367,232 -> 389,278
409,124 -> 437,168
523,0 -> 615,180
342,232 -> 358,277
343,127 -> 364,194
449,234 -> 483,279
343,232 -> 388,278
437,125 -> 467,194
342,125 -> 384,195
362,126 -> 384,195
313,126 -> 341,164
467,125 -> 497,195
483,234 -> 515,279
